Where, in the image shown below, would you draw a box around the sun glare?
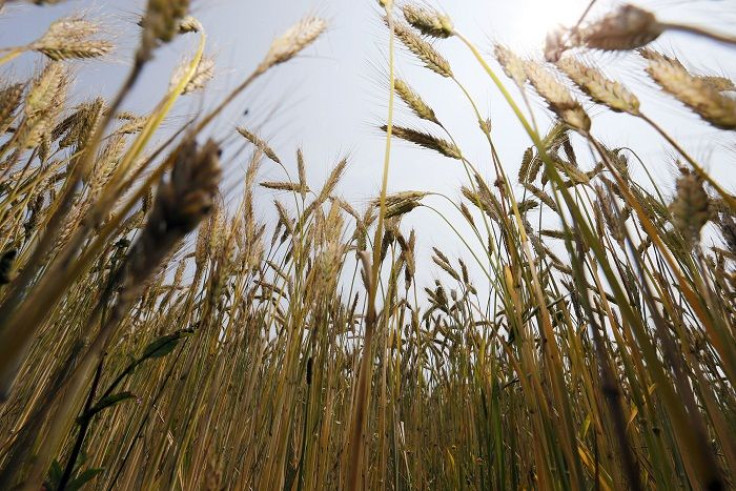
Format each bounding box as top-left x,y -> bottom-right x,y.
511,0 -> 590,52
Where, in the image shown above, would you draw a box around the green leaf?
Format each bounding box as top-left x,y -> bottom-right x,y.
45,459 -> 63,488
81,392 -> 135,421
139,329 -> 193,361
68,467 -> 104,491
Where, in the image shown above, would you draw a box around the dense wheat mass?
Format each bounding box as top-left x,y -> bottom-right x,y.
1,0 -> 736,489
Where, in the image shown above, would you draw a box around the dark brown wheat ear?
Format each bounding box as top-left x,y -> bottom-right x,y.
122,137 -> 221,290
578,4 -> 664,51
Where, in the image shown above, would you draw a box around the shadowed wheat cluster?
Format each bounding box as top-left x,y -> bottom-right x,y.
0,0 -> 735,489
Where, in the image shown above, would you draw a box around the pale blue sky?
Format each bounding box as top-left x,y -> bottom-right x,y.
2,0 -> 735,287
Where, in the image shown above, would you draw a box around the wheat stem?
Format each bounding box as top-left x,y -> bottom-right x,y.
662,22 -> 736,46
640,113 -> 736,210
347,5 -> 396,490
0,46 -> 25,66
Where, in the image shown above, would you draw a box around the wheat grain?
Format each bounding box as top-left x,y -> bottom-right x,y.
494,44 -> 527,88
138,0 -> 190,62
578,4 -> 664,51
698,75 -> 735,93
237,127 -> 281,164
645,52 -> 736,130
178,55 -> 215,95
518,147 -> 534,184
259,16 -> 327,72
260,181 -> 308,193
177,15 -> 202,34
402,5 -> 453,39
394,78 -> 439,125
670,169 -> 711,245
371,191 -> 429,208
20,63 -> 68,149
116,112 -> 147,135
53,98 -> 104,151
0,83 -> 24,136
32,16 -> 113,61
717,213 -> 736,256
381,125 -> 462,159
316,158 -> 347,204
385,200 -> 421,219
523,183 -> 558,212
297,148 -> 308,198
391,20 -> 452,78
524,60 -> 591,133
557,57 -> 640,115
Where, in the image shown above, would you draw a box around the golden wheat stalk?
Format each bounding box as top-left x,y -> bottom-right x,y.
22,137 -> 221,490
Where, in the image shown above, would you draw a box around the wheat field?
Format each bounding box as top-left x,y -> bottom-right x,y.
0,0 -> 735,489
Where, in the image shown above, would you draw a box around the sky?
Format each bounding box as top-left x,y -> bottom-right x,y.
1,0 -> 735,289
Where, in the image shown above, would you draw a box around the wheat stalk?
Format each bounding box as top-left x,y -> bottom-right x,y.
22,137 -> 221,489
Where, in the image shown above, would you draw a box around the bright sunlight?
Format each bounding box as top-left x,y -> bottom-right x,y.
511,0 -> 591,50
